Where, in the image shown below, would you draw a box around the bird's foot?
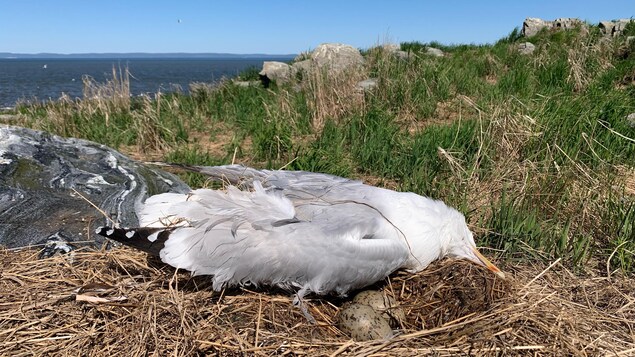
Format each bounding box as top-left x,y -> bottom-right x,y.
293,293 -> 316,324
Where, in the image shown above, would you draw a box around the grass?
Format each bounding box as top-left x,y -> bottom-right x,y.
6,25 -> 635,274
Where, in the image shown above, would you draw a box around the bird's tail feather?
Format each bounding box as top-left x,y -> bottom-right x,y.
96,226 -> 173,256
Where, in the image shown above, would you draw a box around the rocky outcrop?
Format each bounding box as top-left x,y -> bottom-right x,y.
0,125 -> 190,249
523,17 -> 583,37
599,19 -> 634,37
523,17 -> 634,38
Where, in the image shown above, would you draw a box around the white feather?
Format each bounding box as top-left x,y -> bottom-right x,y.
136,167 -> 482,296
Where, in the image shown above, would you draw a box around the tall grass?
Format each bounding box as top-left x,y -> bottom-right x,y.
9,26 -> 635,273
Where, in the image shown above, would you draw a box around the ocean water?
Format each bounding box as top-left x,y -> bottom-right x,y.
0,57 -> 290,109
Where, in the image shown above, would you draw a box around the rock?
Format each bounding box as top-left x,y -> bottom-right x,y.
393,50 -> 410,60
382,43 -> 401,52
382,43 -> 409,60
599,19 -> 633,37
356,78 -> 378,92
553,17 -> 582,31
425,47 -> 444,57
523,17 -> 582,37
290,59 -> 312,74
518,42 -> 536,55
352,290 -> 406,328
258,61 -> 292,84
523,17 -> 551,37
337,303 -> 393,341
310,43 -> 364,72
613,19 -> 634,37
599,21 -> 616,36
0,125 -> 190,249
281,43 -> 364,81
626,113 -> 635,128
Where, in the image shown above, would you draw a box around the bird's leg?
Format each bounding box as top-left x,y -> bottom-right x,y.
292,286 -> 316,324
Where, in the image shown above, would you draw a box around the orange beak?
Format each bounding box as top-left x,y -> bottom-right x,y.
472,247 -> 505,279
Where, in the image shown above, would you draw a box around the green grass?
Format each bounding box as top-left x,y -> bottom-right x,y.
8,24 -> 635,274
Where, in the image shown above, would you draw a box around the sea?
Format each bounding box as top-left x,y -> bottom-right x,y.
0,57 -> 294,109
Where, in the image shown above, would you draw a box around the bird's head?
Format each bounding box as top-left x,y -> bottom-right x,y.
445,223 -> 505,279
402,201 -> 504,279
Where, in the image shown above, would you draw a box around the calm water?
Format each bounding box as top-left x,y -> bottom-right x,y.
0,57 -> 290,108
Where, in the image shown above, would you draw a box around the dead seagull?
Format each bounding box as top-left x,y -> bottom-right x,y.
97,164 -> 504,322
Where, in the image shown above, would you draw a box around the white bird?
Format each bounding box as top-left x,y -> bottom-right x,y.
98,164 -> 503,320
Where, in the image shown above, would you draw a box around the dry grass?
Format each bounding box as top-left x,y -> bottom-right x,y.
82,66 -> 131,116
302,66 -> 368,131
1,247 -> 633,356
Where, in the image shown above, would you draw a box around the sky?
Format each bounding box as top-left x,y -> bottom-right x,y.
1,1 -> 633,54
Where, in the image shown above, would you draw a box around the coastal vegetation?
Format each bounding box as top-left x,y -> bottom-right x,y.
6,23 -> 635,275
2,20 -> 635,355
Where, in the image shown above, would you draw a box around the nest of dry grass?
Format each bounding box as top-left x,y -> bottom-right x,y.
1,247 -> 634,356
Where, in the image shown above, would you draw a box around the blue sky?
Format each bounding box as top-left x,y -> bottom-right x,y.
1,1 -> 633,54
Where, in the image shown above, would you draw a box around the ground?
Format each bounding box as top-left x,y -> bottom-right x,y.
1,247 -> 633,356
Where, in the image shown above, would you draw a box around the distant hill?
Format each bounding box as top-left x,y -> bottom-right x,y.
0,52 -> 297,59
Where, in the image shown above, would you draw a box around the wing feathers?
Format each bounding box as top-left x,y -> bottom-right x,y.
100,177 -> 411,295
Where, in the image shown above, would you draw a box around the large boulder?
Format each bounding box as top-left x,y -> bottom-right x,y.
259,61 -> 293,84
523,18 -> 551,37
310,43 -> 364,72
0,125 -> 190,249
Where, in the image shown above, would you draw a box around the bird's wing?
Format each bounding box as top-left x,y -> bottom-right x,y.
160,163 -> 374,204
130,181 -> 409,294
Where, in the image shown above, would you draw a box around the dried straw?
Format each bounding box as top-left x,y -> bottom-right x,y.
1,247 -> 633,356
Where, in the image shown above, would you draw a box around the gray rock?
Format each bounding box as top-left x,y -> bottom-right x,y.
0,125 -> 190,249
382,44 -> 410,59
310,43 -> 364,72
523,17 -> 551,37
553,17 -> 582,30
393,50 -> 410,60
599,19 -> 633,37
518,42 -> 536,55
290,59 -> 312,74
425,47 -> 444,57
599,21 -> 616,36
259,61 -> 292,84
356,78 -> 378,92
626,113 -> 635,128
382,43 -> 401,52
523,17 -> 582,37
613,19 -> 634,37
